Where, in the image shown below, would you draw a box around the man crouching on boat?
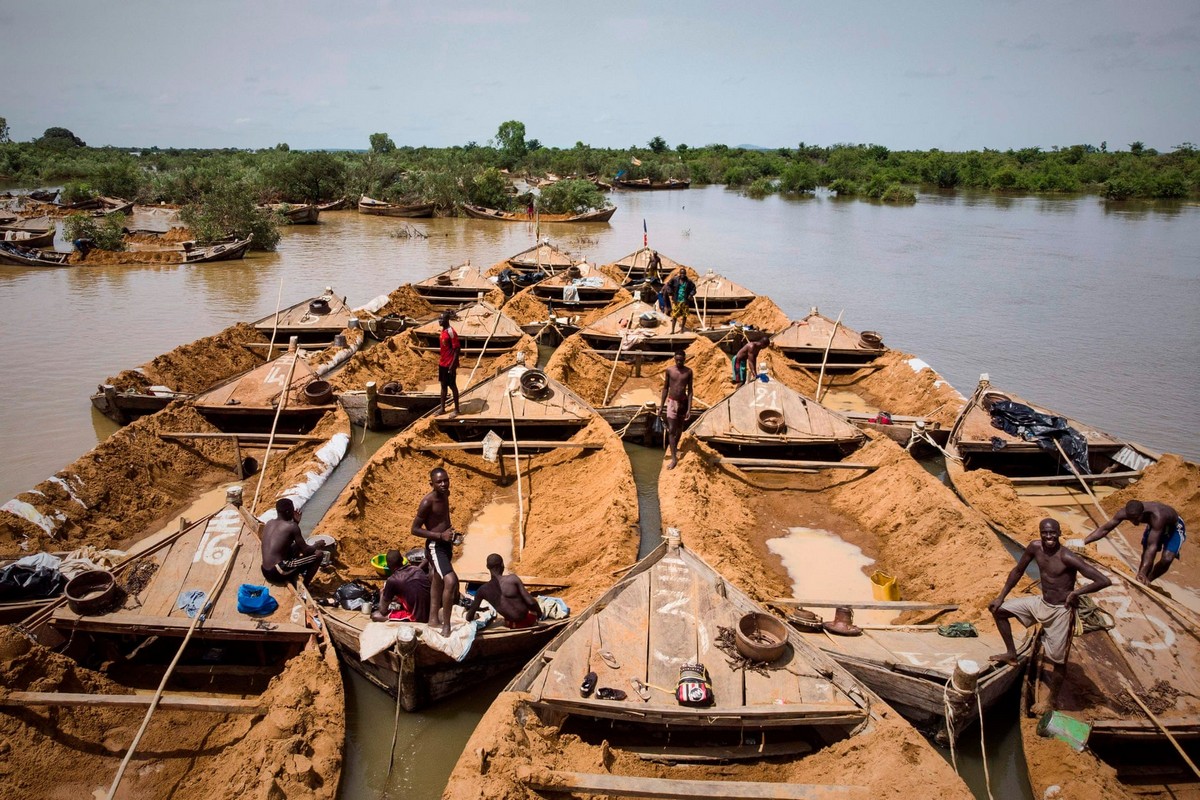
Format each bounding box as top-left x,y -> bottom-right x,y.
413,467 -> 461,637
466,553 -> 541,629
261,498 -> 327,585
1083,499 -> 1185,585
989,518 -> 1111,714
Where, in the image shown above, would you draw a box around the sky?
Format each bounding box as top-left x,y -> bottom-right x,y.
1,0 -> 1197,153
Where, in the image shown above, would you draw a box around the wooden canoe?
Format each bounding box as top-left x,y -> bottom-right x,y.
656,428 -> 1032,745
505,240 -> 576,273
251,288 -> 359,345
691,268 -> 757,313
310,399 -> 640,711
613,176 -> 691,190
442,531 -> 974,799
189,349 -> 342,434
182,237 -> 252,262
357,195 -> 434,218
530,261 -> 621,307
461,203 -> 615,223
1,228 -> 56,248
315,197 -> 348,212
605,246 -> 689,284
412,262 -> 495,308
579,299 -> 698,354
0,241 -> 71,267
0,489 -> 345,800
431,367 -> 597,441
262,202 -> 320,224
771,309 -> 887,369
409,301 -> 525,352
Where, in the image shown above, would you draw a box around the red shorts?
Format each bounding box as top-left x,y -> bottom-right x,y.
505,610 -> 539,629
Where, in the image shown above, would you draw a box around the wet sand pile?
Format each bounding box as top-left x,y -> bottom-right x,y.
126,227 -> 193,245
497,290 -> 551,325
326,331 -> 538,393
0,628 -> 344,800
370,284 -> 437,320
313,414 -> 638,611
105,322 -> 271,394
724,294 -> 792,331
444,688 -> 972,800
658,434 -> 1015,622
544,334 -> 732,408
240,408 -> 350,515
73,248 -> 187,265
762,347 -> 965,424
1018,715 -> 1133,799
0,403 -> 237,554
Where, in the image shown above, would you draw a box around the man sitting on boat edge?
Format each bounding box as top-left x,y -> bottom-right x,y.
260,497 -> 328,586
371,548 -> 431,623
989,518 -> 1111,715
466,553 -> 541,629
1083,499 -> 1185,585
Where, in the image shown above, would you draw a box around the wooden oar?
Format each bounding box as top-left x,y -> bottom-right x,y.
1120,676 -> 1200,780
465,303 -> 505,387
814,310 -> 844,404
249,340 -> 302,515
266,277 -> 285,361
506,391 -> 527,554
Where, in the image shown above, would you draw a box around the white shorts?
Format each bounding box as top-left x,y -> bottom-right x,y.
1001,595 -> 1073,664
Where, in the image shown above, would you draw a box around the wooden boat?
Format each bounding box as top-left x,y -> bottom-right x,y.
606,246 -> 689,284
443,529 -> 974,800
579,299 -> 698,355
0,215 -> 53,234
758,346 -> 964,452
0,487 -> 344,799
771,308 -> 887,369
460,202 -> 615,223
543,334 -> 731,444
530,261 -> 621,308
189,347 -> 342,434
251,287 -> 359,346
614,176 -> 691,190
505,240 -> 575,273
657,424 -> 1033,746
263,202 -> 320,224
316,197 -> 348,212
433,368 -> 597,441
1015,557 -> 1200,798
0,241 -> 71,267
357,195 -> 434,218
412,262 -> 495,308
333,331 -> 537,431
409,300 -> 524,353
182,236 -> 252,262
2,227 -> 56,248
692,268 -> 757,313
97,196 -> 135,216
312,389 -> 639,711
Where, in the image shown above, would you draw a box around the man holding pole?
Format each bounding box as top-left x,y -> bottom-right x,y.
1084,499 -> 1185,585
989,518 -> 1111,714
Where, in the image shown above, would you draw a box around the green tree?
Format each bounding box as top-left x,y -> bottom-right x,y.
369,132 -> 396,154
537,179 -> 606,214
64,212 -> 127,251
1129,141 -> 1145,156
181,180 -> 281,250
467,168 -> 512,209
648,136 -> 668,154
0,117 -> 9,144
495,120 -> 527,164
779,162 -> 818,193
37,127 -> 86,148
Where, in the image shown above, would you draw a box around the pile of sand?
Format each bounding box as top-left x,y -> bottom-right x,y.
241,408 -> 350,514
73,249 -> 186,265
762,347 -> 965,424
326,331 -> 538,393
544,334 -> 733,408
1105,453 -> 1200,525
304,326 -> 365,373
496,290 -> 550,326
1018,715 -> 1134,799
126,227 -> 193,245
658,433 -> 1015,622
105,322 -> 271,394
726,294 -> 792,332
371,284 -> 437,320
444,688 -> 972,800
312,414 -> 638,611
0,629 -> 344,800
0,404 -> 237,554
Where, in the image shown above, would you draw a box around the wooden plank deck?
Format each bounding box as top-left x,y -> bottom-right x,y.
772,312 -> 881,356
691,380 -> 864,445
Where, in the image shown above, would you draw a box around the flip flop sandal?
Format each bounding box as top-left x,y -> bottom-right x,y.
600,650 -> 621,670
629,678 -> 651,701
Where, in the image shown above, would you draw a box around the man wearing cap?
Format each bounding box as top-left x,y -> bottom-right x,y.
260,498 -> 327,585
438,311 -> 462,415
371,549 -> 431,623
466,553 -> 541,628
1084,499 -> 1185,585
989,518 -> 1111,714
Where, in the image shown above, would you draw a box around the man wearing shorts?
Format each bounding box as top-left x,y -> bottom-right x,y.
438,312 -> 462,415
465,553 -> 541,629
1084,499 -> 1185,585
663,270 -> 696,334
260,498 -> 327,586
412,467 -> 461,637
990,518 -> 1111,714
658,350 -> 694,470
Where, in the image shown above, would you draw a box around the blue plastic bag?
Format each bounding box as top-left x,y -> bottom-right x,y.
236,584 -> 278,616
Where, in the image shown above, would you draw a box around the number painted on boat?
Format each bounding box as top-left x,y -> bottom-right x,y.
754,384 -> 779,407
193,511 -> 241,565
263,361 -> 291,387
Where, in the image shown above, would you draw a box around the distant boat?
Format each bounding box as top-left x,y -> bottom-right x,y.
1,228 -> 56,248
613,177 -> 690,191
460,203 -> 615,223
357,195 -> 434,218
182,237 -> 253,263
0,241 -> 72,267
262,202 -> 320,224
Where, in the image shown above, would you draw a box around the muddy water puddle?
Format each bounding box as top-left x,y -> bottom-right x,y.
767,526 -> 894,626
611,386 -> 659,406
818,387 -> 880,415
455,491 -> 518,573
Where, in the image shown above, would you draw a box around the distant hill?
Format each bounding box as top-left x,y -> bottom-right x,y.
735,144 -> 774,151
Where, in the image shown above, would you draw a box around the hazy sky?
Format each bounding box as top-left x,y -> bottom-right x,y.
2,1 -> 1197,152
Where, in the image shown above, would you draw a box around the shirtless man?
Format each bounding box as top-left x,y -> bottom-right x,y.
1084,499 -> 1185,585
412,467 -> 461,636
465,553 -> 541,628
659,350 -> 694,470
990,518 -> 1111,713
260,497 -> 326,585
732,337 -> 768,385
370,549 -> 431,623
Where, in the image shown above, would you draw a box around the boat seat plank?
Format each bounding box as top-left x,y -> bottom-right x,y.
520,768 -> 868,799
50,610 -> 312,640
627,740 -> 813,763
1,691 -> 266,714
647,552 -> 701,694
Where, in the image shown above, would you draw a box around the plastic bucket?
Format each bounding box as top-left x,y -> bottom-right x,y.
870,570 -> 900,601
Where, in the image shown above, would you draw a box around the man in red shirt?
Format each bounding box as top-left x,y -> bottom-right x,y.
438,311 -> 462,414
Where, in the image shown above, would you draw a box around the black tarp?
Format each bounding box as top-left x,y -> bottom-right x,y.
0,563 -> 65,602
987,398 -> 1091,474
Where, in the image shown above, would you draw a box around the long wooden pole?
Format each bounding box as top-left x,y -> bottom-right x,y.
105,537 -> 244,800
385,642 -> 403,780
602,309 -> 637,406
250,341 -> 302,516
814,310 -> 844,404
267,277 -> 285,361
506,391 -> 527,555
466,305 -> 505,387
1120,676 -> 1200,780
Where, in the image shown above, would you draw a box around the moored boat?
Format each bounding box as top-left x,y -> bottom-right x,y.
613,176 -> 691,190
460,202 -> 615,223
605,245 -> 689,284
0,240 -> 71,267
771,308 -> 888,369
182,236 -> 253,262
357,195 -> 434,218
579,298 -> 698,356
251,288 -> 359,346
529,260 -> 622,308
1,227 -> 56,248
408,300 -> 525,353
263,202 -> 321,224
504,240 -> 575,273
412,261 -> 496,308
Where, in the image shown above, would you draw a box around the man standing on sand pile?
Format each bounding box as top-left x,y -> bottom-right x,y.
663,270 -> 696,334
732,336 -> 768,385
1084,499 -> 1185,585
413,467 -> 462,637
989,518 -> 1111,714
466,553 -> 542,629
659,350 -> 693,470
438,311 -> 462,415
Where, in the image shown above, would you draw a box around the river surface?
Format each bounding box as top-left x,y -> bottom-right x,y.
1,187 -> 1198,798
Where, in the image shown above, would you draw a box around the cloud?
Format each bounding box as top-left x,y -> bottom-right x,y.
1090,31 -> 1138,49
997,33 -> 1048,51
234,118 -> 252,125
904,66 -> 956,79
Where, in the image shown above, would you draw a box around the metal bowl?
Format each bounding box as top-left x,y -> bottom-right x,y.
735,612 -> 789,662
65,570 -> 117,615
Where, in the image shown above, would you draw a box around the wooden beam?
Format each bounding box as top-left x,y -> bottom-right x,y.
519,768 -> 866,799
159,432 -> 326,443
717,457 -> 878,471
415,440 -> 603,451
772,599 -> 959,612
245,341 -> 336,350
1,691 -> 265,715
1007,470 -> 1143,485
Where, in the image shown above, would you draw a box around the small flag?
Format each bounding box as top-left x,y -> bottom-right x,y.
631,156 -> 642,166
643,218 -> 648,247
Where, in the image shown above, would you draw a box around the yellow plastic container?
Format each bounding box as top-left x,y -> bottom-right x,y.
371,553 -> 390,577
870,570 -> 900,601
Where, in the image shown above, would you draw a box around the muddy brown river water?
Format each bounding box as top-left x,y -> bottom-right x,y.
1,187 -> 1198,799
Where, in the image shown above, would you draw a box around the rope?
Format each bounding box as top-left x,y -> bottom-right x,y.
977,684 -> 994,800
942,677 -> 994,800
905,426 -> 961,462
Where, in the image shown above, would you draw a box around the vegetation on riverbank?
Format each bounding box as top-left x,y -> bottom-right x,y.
2,122 -> 1197,207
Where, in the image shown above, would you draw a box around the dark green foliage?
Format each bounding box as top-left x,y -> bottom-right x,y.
468,168 -> 512,209
779,161 -> 818,193
261,151 -> 346,202
744,177 -> 777,198
369,133 -> 396,154
495,121 -> 527,166
648,136 -> 668,154
59,181 -> 97,205
180,180 -> 280,250
0,117 -> 9,144
37,127 -> 86,148
63,212 -> 126,251
537,179 -> 606,214
93,159 -> 145,200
